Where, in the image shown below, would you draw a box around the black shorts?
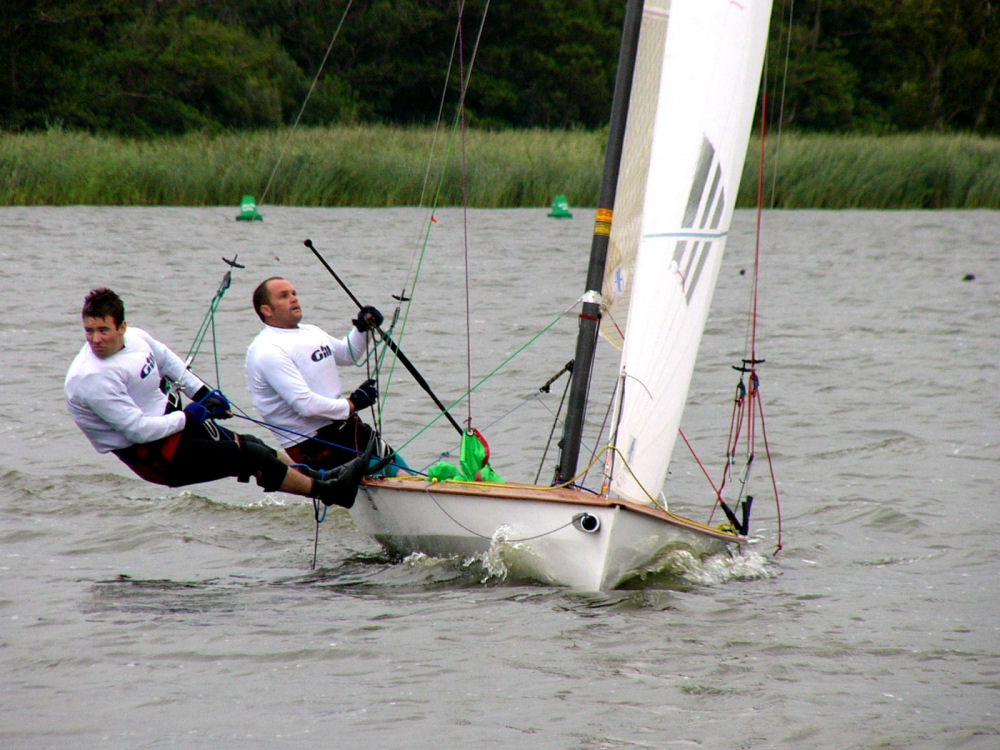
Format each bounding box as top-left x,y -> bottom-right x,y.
286,414 -> 377,471
113,420 -> 288,492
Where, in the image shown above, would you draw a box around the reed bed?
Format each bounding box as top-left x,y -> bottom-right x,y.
740,132 -> 1000,209
2,126 -> 999,208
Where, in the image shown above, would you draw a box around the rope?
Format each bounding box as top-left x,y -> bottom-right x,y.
750,62 -> 784,553
767,0 -> 795,211
184,270 -> 233,385
311,498 -> 326,570
754,388 -> 783,554
422,485 -> 575,543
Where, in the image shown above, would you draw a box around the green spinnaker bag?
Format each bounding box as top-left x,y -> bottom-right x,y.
427,429 -> 504,483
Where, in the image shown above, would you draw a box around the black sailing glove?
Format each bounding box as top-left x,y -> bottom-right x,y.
352,305 -> 384,332
349,379 -> 378,412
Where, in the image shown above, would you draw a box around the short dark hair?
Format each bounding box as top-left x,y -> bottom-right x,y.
252,277 -> 284,322
82,288 -> 125,327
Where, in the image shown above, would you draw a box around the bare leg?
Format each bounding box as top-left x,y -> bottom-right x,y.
278,467 -> 315,497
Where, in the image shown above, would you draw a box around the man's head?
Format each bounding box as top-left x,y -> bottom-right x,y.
82,287 -> 127,358
253,277 -> 302,329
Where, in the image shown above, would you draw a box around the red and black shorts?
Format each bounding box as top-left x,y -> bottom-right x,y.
113,420 -> 288,492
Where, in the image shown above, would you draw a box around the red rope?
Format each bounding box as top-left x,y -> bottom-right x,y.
679,428 -> 722,500
754,387 -> 783,553
750,91 -> 783,554
752,92 -> 766,363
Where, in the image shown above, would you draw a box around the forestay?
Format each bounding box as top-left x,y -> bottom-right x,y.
605,0 -> 772,505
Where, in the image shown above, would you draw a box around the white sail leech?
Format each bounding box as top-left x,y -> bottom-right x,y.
601,0 -> 672,351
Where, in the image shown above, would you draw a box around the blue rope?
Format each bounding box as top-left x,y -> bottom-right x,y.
230,412 -> 422,478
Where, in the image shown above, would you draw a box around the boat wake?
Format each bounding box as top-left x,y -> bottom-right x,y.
398,531 -> 776,591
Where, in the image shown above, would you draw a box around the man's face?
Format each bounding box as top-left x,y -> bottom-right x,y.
84,315 -> 127,359
262,279 -> 302,329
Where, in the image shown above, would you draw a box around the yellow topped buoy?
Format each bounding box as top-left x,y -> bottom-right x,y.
547,194 -> 572,219
236,195 -> 263,221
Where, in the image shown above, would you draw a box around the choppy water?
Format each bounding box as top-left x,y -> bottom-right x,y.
1,206 -> 997,748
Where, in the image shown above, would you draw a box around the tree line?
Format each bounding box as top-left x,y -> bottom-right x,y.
2,1 -> 997,137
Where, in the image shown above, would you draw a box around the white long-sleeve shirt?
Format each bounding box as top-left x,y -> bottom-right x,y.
245,323 -> 368,448
64,327 -> 206,452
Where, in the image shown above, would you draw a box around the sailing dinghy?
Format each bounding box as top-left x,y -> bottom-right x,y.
350,0 -> 775,590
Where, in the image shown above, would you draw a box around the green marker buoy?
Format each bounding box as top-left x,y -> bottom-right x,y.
236,195 -> 263,221
547,194 -> 572,219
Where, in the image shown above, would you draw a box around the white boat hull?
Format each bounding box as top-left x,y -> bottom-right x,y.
351,477 -> 744,590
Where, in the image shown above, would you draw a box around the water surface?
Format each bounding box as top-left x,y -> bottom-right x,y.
1,207 -> 997,748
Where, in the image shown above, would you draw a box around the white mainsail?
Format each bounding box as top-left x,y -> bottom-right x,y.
607,0 -> 772,504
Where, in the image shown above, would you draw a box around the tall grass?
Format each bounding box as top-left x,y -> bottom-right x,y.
2,126 -> 999,208
739,132 -> 1000,209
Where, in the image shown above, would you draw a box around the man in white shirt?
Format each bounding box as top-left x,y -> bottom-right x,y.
245,277 -> 404,476
65,287 -> 365,508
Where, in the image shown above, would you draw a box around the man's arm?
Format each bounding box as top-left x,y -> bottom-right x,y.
84,374 -> 187,446
140,329 -> 207,396
333,326 -> 370,366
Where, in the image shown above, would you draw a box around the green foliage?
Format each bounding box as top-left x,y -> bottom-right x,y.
1,1 -> 998,136
767,0 -> 1000,133
470,0 -> 623,128
65,15 -> 307,135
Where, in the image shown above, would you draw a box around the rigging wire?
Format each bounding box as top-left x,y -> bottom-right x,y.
161,257 -> 243,408
767,0 -> 795,211
376,1 -> 491,426
257,0 -> 356,211
388,311 -> 566,455
725,9 -> 786,552
534,363 -> 573,484
676,5 -> 789,550
749,5 -> 788,553
456,1 -> 474,429
182,267 -> 233,387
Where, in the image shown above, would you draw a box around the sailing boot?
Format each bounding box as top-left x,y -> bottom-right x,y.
309,437 -> 376,508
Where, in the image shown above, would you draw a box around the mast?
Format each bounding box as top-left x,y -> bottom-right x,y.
555,0 -> 644,485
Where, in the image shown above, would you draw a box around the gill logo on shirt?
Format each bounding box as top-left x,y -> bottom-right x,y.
311,345 -> 332,362
140,353 -> 155,378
